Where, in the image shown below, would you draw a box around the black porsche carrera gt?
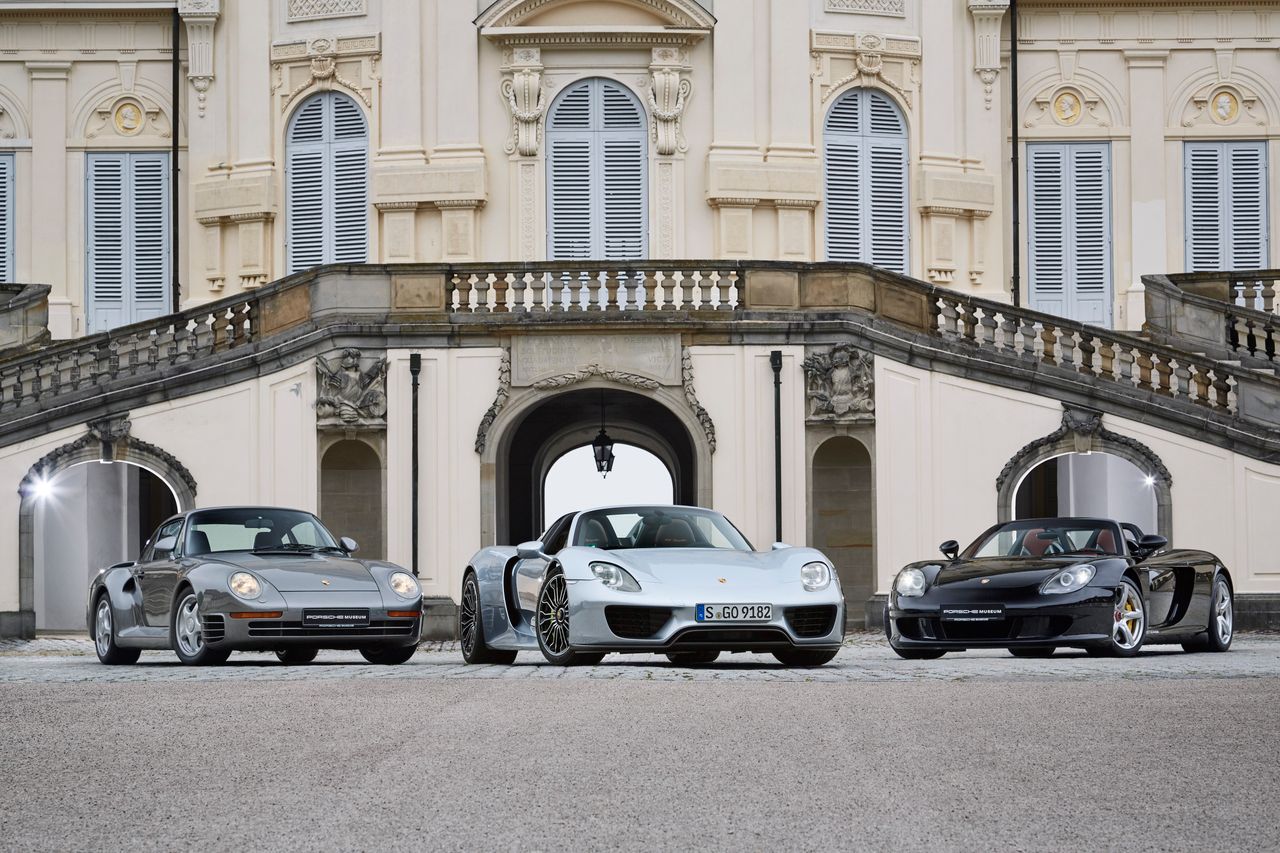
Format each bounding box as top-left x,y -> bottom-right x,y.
885,517 -> 1235,659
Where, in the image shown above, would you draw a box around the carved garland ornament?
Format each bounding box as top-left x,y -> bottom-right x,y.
995,405 -> 1173,493
802,344 -> 875,421
502,67 -> 545,157
681,348 -> 716,453
649,57 -> 691,156
532,364 -> 661,391
474,348 -> 512,454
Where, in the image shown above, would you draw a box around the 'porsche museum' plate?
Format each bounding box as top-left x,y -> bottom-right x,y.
939,605 -> 1005,622
696,603 -> 772,622
302,609 -> 370,628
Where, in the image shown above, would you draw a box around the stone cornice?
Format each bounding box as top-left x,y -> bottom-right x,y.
482,27 -> 707,49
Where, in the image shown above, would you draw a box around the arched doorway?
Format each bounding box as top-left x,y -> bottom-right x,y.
319,438 -> 385,559
543,443 -> 675,529
32,461 -> 177,630
498,387 -> 698,544
810,436 -> 874,628
1014,452 -> 1159,535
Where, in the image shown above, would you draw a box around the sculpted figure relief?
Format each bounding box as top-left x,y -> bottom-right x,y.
802,344 -> 875,420
315,348 -> 388,426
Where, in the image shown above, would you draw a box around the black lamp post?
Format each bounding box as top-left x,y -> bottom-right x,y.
592,391 -> 615,477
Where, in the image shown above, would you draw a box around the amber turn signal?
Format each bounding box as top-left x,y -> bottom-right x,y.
229,611 -> 283,619
387,610 -> 420,618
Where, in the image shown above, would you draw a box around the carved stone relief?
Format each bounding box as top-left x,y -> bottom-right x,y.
178,0 -> 219,118
826,0 -> 905,14
475,348 -> 512,454
1181,83 -> 1266,128
802,344 -> 875,422
681,348 -> 716,452
1024,84 -> 1111,129
272,35 -> 380,114
501,49 -> 544,157
86,94 -> 170,139
649,48 -> 691,156
812,30 -> 921,109
315,348 -> 388,428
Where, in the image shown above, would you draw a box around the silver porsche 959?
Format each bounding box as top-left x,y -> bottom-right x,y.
88,506 -> 423,666
459,505 -> 846,667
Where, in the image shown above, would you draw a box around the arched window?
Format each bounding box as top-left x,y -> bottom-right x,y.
545,78 -> 647,260
823,88 -> 909,273
286,92 -> 368,273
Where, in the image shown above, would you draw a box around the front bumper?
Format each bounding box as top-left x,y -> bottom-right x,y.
888,584 -> 1117,650
567,583 -> 845,653
197,589 -> 423,651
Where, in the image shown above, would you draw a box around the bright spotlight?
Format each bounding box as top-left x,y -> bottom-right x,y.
1143,475 -> 1156,487
30,476 -> 54,501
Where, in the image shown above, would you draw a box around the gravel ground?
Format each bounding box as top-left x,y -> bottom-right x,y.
1,635 -> 1278,852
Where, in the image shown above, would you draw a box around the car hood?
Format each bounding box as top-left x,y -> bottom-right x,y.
934,557 -> 1083,590
591,548 -> 809,595
205,552 -> 377,592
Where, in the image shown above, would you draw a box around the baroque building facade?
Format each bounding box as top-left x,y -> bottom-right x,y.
0,0 -> 1278,638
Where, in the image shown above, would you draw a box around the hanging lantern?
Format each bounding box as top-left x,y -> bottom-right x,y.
592,428 -> 615,477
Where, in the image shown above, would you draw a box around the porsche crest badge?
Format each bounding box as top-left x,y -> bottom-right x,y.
980,578 -> 990,584
321,579 -> 331,586
718,577 -> 727,584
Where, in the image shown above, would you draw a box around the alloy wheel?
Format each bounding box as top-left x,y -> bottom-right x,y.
537,574 -> 571,655
175,594 -> 204,657
459,577 -> 479,656
95,598 -> 113,658
1214,579 -> 1233,646
1113,582 -> 1145,650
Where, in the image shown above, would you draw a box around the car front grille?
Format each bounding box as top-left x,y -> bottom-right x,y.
666,627 -> 795,651
605,606 -> 672,639
246,620 -> 416,638
901,615 -> 1074,642
202,614 -> 225,643
784,605 -> 838,638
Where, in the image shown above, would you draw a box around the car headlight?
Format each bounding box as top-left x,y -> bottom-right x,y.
228,572 -> 260,600
590,562 -> 641,592
1041,564 -> 1095,595
389,571 -> 420,600
801,561 -> 831,591
894,568 -> 927,598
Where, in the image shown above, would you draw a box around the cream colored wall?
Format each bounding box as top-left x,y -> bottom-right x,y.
689,345 -> 807,551
874,359 -> 1280,595
0,361 -> 316,612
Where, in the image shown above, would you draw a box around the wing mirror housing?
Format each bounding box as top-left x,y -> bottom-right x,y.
771,542 -> 792,551
939,539 -> 959,561
153,535 -> 177,557
516,540 -> 545,560
340,536 -> 360,554
1136,534 -> 1167,555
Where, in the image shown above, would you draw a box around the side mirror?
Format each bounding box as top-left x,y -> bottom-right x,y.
516,540 -> 545,560
939,540 -> 959,560
153,536 -> 177,557
1137,534 -> 1167,555
771,542 -> 792,551
340,536 -> 360,554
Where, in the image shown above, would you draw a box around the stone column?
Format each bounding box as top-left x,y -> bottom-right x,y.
1125,50 -> 1168,331
434,1 -> 482,160
766,0 -> 813,161
231,0 -> 273,287
501,48 -> 544,261
710,0 -> 758,157
379,0 -> 425,162
26,62 -> 71,337
180,1 -> 224,305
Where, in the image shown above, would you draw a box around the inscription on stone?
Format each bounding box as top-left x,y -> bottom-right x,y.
512,335 -> 681,387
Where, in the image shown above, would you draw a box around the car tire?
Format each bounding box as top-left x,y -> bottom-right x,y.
359,645 -> 418,665
170,590 -> 231,666
276,648 -> 319,664
772,648 -> 839,667
1182,576 -> 1233,654
890,646 -> 947,660
92,593 -> 140,666
459,572 -> 517,665
666,651 -> 720,665
1094,578 -> 1146,658
1009,646 -> 1055,658
535,571 -> 601,666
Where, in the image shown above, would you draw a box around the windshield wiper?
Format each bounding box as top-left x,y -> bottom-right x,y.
252,543 -> 320,554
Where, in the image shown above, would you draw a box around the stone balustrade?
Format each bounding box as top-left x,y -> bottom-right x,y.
0,284 -> 51,356
1143,271 -> 1280,373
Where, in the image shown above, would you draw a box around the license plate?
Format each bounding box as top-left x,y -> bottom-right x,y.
940,605 -> 1005,622
696,603 -> 772,623
302,609 -> 370,628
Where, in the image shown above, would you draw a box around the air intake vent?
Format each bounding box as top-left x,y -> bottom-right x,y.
784,605 -> 839,638
201,614 -> 225,643
604,606 -> 672,639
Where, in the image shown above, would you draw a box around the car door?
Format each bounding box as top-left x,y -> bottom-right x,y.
514,513 -> 573,619
135,517 -> 185,628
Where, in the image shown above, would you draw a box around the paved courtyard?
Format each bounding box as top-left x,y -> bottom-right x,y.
2,634 -> 1279,851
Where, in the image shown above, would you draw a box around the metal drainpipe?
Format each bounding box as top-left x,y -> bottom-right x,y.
770,350 -> 783,543
171,9 -> 180,313
409,353 -> 422,576
1010,0 -> 1021,308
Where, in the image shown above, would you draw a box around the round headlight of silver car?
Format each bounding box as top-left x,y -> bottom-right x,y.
389,571 -> 420,600
800,561 -> 831,591
228,571 -> 260,600
590,562 -> 641,592
895,567 -> 927,597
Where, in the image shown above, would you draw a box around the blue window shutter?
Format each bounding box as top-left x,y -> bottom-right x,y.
0,153 -> 13,282
546,78 -> 647,260
1185,141 -> 1269,271
286,92 -> 368,273
823,88 -> 909,273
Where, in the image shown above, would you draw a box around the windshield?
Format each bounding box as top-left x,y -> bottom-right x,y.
963,520 -> 1124,559
573,507 -> 754,551
185,508 -> 340,555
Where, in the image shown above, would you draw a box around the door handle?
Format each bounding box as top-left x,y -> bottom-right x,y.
130,568 -> 146,579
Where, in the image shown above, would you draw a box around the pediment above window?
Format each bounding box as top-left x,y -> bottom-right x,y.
477,0 -> 713,48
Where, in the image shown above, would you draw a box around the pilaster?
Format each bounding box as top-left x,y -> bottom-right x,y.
26,62 -> 70,337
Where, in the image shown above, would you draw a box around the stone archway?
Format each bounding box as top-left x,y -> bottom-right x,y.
809,434 -> 874,629
12,415 -> 196,638
996,404 -> 1173,541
